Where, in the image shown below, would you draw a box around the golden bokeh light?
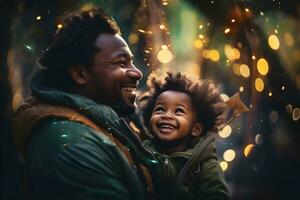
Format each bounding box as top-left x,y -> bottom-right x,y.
257,58 -> 269,75
194,39 -> 203,49
159,24 -> 165,29
218,125 -> 232,138
244,144 -> 255,157
268,92 -> 272,96
57,24 -> 63,29
240,64 -> 250,78
220,93 -> 230,102
224,45 -> 240,61
224,28 -> 230,34
239,86 -> 244,92
232,64 -> 241,75
202,50 -> 210,59
268,34 -> 280,50
128,33 -> 139,44
284,32 -> 294,47
157,49 -> 173,64
223,149 -> 236,162
292,108 -> 300,121
36,16 -> 42,20
220,161 -> 228,171
281,86 -> 285,90
255,78 -> 264,92
209,50 -> 220,61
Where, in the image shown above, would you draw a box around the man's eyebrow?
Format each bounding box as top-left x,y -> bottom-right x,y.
113,52 -> 134,60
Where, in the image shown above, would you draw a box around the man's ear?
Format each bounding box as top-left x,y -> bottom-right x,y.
191,122 -> 204,137
69,65 -> 89,85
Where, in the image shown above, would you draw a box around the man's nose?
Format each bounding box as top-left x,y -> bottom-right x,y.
126,66 -> 143,81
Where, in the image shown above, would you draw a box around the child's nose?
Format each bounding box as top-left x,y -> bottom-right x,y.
161,112 -> 174,120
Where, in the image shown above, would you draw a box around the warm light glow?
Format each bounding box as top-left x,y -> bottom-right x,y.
161,45 -> 168,50
244,144 -> 255,157
284,32 -> 294,47
224,28 -> 230,34
138,29 -> 146,33
268,34 -> 280,50
257,58 -> 269,75
231,19 -> 236,23
57,24 -> 63,29
157,49 -> 173,63
128,33 -> 139,44
159,24 -> 165,29
36,16 -> 42,20
268,92 -> 272,96
224,45 -> 240,61
223,149 -> 236,162
240,64 -> 250,78
292,108 -> 300,121
232,64 -> 241,75
218,125 -> 232,138
199,34 -> 204,39
281,86 -> 285,90
239,86 -> 244,92
252,55 -> 256,60
209,50 -> 220,61
220,161 -> 228,171
245,8 -> 250,12
194,39 -> 203,49
202,50 -> 210,59
255,78 -> 264,92
199,24 -> 203,29
220,94 -> 229,101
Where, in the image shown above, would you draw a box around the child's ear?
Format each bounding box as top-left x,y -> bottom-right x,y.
191,122 -> 204,137
69,65 -> 89,85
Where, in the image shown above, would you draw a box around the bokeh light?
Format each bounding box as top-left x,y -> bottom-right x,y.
220,161 -> 228,171
257,58 -> 269,76
292,108 -> 300,121
244,144 -> 255,157
240,64 -> 250,78
268,34 -> 280,50
218,125 -> 232,138
255,78 -> 264,92
157,49 -> 173,64
223,149 -> 236,162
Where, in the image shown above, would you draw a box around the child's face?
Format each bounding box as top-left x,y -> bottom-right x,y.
150,90 -> 201,144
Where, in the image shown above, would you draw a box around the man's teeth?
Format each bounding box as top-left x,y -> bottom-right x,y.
123,87 -> 136,94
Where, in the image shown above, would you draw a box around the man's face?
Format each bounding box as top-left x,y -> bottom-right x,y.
85,34 -> 142,114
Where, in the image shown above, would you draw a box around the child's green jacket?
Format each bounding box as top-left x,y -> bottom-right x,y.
143,133 -> 230,200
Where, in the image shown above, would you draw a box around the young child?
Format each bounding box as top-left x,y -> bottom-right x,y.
140,72 -> 230,200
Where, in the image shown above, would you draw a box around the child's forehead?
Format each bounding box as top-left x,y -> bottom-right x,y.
156,90 -> 192,104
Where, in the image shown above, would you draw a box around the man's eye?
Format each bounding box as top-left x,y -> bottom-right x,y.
117,62 -> 126,67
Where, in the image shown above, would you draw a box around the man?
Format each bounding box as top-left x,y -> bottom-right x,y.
13,8 -> 160,200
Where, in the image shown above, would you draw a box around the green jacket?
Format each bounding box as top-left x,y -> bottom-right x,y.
13,70 -> 160,200
144,134 -> 230,200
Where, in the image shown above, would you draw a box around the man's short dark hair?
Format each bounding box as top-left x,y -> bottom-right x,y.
141,73 -> 227,134
39,8 -> 121,90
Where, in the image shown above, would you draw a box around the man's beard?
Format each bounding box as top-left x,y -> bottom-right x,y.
112,98 -> 136,119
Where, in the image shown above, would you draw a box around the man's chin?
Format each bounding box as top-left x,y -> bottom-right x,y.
113,99 -> 136,117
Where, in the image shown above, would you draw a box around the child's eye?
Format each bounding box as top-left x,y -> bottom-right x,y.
175,108 -> 185,114
153,106 -> 164,113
